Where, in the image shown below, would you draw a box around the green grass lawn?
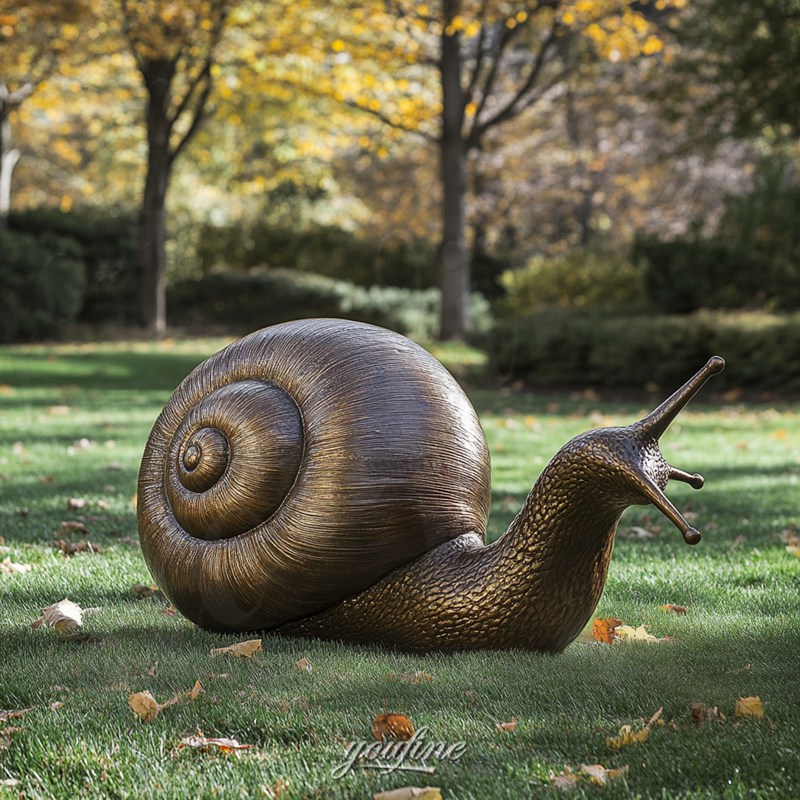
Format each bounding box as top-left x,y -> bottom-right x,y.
0,337 -> 798,799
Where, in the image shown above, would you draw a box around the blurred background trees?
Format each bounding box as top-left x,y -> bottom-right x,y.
1,0 -> 799,380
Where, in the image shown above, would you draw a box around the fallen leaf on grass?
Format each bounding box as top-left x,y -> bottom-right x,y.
660,604 -> 688,615
387,671 -> 433,684
260,778 -> 289,798
618,525 -> 658,541
57,521 -> 89,536
295,658 -> 312,673
0,779 -> 20,787
67,497 -> 87,509
49,701 -> 64,712
373,788 -> 442,800
131,584 -> 160,598
179,730 -> 252,753
32,599 -> 84,632
185,680 -> 204,701
57,632 -> 102,645
495,717 -> 518,732
550,764 -> 628,790
0,557 -> 31,575
581,763 -> 629,786
372,712 -> 415,741
53,539 -> 102,557
735,696 -> 764,719
689,702 -> 724,724
210,639 -> 262,658
606,707 -> 663,749
592,617 -> 623,644
615,624 -> 668,643
128,691 -> 179,722
0,708 -> 34,722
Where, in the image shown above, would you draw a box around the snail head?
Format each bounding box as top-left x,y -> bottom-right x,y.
562,356 -> 724,545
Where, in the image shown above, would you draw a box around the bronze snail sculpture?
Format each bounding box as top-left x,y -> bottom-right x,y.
138,318 -> 724,653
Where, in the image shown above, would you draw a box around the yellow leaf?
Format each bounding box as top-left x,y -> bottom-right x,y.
373,788 -> 442,800
615,624 -> 666,643
210,639 -> 262,658
606,723 -> 650,749
735,696 -> 764,719
129,691 -> 163,722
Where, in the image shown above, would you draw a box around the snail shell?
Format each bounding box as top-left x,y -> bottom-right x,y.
137,318 -> 491,631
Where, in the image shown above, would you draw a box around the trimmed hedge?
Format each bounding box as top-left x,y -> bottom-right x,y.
197,222 -> 439,289
0,229 -> 86,341
490,309 -> 800,390
8,208 -> 137,325
168,268 -> 491,341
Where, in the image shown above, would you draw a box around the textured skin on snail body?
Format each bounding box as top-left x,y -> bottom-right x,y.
138,318 -> 724,652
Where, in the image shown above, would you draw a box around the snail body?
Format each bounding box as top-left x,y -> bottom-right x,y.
138,318 -> 724,652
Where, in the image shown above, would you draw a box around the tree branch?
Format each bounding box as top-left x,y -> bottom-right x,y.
344,99 -> 439,143
469,19 -> 562,146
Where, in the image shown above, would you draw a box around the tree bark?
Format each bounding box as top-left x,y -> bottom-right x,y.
438,16 -> 470,341
137,59 -> 175,335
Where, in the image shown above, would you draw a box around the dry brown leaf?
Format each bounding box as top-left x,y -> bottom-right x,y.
185,680 -> 204,701
592,617 -> 623,644
495,717 -> 518,732
735,696 -> 764,719
618,525 -> 658,541
131,584 -> 159,598
58,521 -> 89,535
32,599 -> 84,632
660,604 -> 688,615
129,691 -> 162,722
373,788 -> 442,800
260,778 -> 289,798
57,632 -> 102,645
53,539 -> 101,557
0,557 -> 31,575
146,662 -> 158,677
160,604 -> 176,617
0,778 -> 19,787
0,708 -> 34,722
615,624 -> 667,643
580,763 -> 629,785
49,701 -> 64,712
210,639 -> 262,658
549,766 -> 579,790
295,658 -> 312,673
372,712 -> 415,742
67,498 -> 87,509
128,690 -> 179,723
388,670 -> 434,684
179,731 -> 252,753
689,702 -> 724,724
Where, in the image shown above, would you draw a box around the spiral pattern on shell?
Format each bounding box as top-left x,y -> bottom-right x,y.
137,318 -> 491,632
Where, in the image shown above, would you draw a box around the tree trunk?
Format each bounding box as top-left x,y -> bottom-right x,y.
438,17 -> 470,341
0,107 -> 19,231
137,60 -> 174,335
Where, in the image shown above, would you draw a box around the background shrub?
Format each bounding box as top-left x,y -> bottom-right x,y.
489,309 -> 800,390
8,208 -> 137,325
0,229 -> 86,342
168,268 -> 491,341
197,221 -> 439,289
499,247 -> 646,315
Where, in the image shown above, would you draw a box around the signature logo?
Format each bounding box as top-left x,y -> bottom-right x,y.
331,726 -> 467,779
